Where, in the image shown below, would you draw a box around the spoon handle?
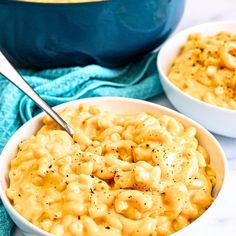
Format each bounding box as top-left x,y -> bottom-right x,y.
0,51 -> 74,136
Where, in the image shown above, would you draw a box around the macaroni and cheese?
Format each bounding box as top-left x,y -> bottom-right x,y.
168,32 -> 236,109
6,104 -> 216,236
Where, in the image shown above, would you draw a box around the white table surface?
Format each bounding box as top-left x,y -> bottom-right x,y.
13,0 -> 236,235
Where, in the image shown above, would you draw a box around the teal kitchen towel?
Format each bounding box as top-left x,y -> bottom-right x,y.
0,52 -> 162,235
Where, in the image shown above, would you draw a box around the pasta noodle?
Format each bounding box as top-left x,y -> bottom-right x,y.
168,32 -> 236,110
6,104 -> 216,236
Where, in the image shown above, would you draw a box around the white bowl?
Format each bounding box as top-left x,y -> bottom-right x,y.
0,97 -> 228,236
157,21 -> 236,138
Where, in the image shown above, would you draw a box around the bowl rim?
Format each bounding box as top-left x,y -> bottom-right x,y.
157,20 -> 236,114
0,97 -> 228,236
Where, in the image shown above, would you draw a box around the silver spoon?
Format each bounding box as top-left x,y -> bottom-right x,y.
0,51 -> 74,136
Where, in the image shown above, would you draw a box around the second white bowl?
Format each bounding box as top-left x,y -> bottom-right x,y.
157,21 -> 236,138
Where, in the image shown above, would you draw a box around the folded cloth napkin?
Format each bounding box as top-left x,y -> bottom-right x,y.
0,52 -> 162,235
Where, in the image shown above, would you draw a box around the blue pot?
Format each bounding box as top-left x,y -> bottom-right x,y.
0,0 -> 185,68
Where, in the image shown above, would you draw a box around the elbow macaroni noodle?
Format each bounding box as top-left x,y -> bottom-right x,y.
168,32 -> 236,110
6,104 -> 216,236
